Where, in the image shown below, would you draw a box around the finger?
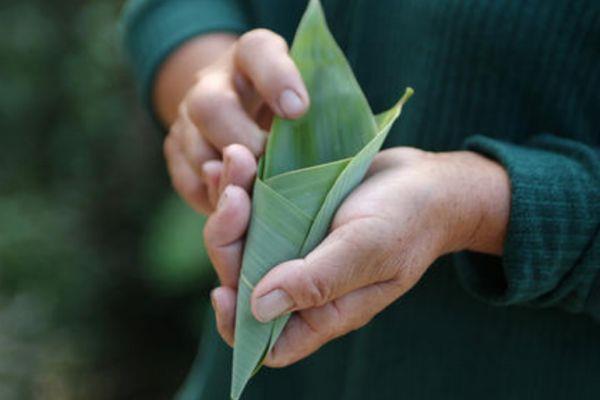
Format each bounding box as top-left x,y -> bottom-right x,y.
202,160 -> 223,209
211,286 -> 237,347
251,218 -> 396,323
235,29 -> 309,119
177,104 -> 219,175
204,185 -> 251,288
164,134 -> 212,214
233,72 -> 263,117
255,104 -> 274,131
187,71 -> 267,156
233,75 -> 274,130
219,144 -> 258,195
264,280 -> 402,367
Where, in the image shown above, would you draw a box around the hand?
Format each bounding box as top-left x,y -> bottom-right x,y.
206,146 -> 510,367
161,30 -> 309,214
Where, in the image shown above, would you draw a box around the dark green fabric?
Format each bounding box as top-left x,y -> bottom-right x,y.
458,135 -> 600,317
122,0 -> 600,399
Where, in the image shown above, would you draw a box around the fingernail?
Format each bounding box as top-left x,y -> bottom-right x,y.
254,289 -> 294,323
202,160 -> 221,181
217,186 -> 232,211
279,89 -> 305,118
201,162 -> 211,177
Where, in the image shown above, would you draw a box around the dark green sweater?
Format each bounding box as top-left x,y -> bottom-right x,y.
122,1 -> 600,399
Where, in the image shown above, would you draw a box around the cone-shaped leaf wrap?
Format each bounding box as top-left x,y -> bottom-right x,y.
231,1 -> 413,398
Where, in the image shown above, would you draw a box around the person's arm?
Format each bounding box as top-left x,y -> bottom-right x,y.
455,134 -> 600,320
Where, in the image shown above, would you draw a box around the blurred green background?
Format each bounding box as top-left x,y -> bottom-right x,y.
0,0 -> 215,398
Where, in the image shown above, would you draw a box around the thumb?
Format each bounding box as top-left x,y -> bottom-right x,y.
235,29 -> 309,119
251,219 -> 393,323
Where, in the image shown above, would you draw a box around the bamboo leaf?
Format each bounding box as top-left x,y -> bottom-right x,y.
230,1 -> 413,398
263,0 -> 376,178
266,158 -> 350,216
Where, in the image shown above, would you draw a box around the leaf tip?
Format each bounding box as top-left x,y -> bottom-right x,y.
400,87 -> 415,105
296,0 -> 327,37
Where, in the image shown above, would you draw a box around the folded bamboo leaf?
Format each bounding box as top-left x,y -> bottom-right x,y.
231,1 -> 413,398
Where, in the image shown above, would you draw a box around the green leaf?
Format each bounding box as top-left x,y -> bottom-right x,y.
262,0 -> 376,178
231,1 -> 413,398
265,158 -> 351,216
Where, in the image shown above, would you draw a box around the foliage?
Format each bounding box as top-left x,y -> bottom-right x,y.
0,0 -> 212,398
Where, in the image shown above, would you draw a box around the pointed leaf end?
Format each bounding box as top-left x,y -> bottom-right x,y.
399,87 -> 414,107
293,0 -> 330,46
230,385 -> 242,400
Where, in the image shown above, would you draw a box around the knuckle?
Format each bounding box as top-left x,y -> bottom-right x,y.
187,89 -> 214,122
238,29 -> 287,53
172,172 -> 204,206
184,135 -> 216,166
186,145 -> 208,167
325,225 -> 397,286
298,269 -> 332,308
187,78 -> 235,123
336,222 -> 385,260
169,172 -> 188,196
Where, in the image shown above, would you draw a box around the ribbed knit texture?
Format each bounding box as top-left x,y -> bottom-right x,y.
122,1 -> 600,399
458,135 -> 600,316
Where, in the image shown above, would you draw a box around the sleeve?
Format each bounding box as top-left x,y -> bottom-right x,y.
454,134 -> 600,321
121,0 -> 251,118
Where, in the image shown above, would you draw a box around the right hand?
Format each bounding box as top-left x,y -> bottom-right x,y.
163,29 -> 310,214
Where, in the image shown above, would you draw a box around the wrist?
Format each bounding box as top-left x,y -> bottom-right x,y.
433,151 -> 510,256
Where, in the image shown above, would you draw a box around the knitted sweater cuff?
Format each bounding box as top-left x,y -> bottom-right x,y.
454,134 -> 600,316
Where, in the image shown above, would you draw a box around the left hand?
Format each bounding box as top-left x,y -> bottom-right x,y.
204,145 -> 510,367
